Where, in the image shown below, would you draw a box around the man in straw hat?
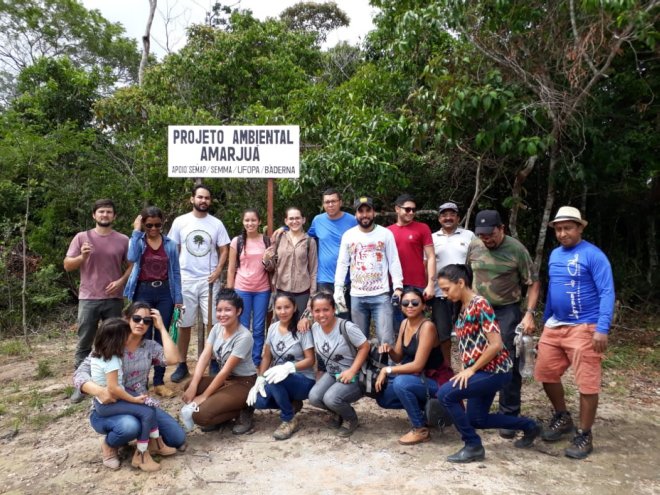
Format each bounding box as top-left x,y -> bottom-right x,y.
535,206 -> 615,459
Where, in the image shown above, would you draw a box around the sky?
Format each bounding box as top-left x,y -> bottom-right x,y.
81,0 -> 379,58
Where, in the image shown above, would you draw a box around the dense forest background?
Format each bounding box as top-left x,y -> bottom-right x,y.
0,0 -> 658,337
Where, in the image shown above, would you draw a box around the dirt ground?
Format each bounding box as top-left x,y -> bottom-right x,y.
0,333 -> 658,495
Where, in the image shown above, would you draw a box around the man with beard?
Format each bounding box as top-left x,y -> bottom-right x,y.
466,209 -> 540,438
64,199 -> 131,402
334,197 -> 403,345
431,202 -> 474,367
169,184 -> 230,383
308,188 -> 357,319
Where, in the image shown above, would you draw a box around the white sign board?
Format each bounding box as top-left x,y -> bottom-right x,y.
168,125 -> 299,178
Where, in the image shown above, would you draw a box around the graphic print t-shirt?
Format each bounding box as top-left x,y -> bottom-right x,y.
311,319 -> 366,375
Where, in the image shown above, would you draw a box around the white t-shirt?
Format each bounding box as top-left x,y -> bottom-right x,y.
335,225 -> 403,296
432,227 -> 475,297
265,322 -> 315,379
169,212 -> 230,279
311,319 -> 366,375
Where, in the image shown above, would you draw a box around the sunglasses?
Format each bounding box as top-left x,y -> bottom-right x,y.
401,299 -> 421,307
400,207 -> 417,213
131,315 -> 154,325
145,223 -> 162,229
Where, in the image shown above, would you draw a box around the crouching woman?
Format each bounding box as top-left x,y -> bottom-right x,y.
182,289 -> 257,434
437,264 -> 540,463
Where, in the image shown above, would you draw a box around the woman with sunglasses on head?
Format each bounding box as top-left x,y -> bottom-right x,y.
375,287 -> 444,445
263,206 -> 318,330
182,289 -> 257,434
124,206 -> 183,398
73,302 -> 185,470
246,293 -> 316,440
437,264 -> 540,463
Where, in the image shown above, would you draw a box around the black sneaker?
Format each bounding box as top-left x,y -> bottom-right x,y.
336,418 -> 359,438
514,423 -> 541,448
170,363 -> 190,383
565,429 -> 593,459
541,411 -> 574,442
499,429 -> 516,439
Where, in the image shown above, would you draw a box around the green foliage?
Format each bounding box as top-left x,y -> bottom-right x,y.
0,339 -> 28,356
280,1 -> 350,43
36,359 -> 53,379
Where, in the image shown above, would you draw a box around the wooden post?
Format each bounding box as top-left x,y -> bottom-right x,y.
267,178 -> 275,236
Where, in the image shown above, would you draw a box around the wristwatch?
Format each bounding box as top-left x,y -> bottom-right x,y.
385,366 -> 393,375
525,308 -> 537,316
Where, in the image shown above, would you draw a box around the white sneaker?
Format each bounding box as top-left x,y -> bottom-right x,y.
180,402 -> 199,431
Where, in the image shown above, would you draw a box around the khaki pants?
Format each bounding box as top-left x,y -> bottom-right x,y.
190,375 -> 256,426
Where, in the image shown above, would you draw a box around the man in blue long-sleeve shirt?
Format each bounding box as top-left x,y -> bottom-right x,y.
535,206 -> 615,460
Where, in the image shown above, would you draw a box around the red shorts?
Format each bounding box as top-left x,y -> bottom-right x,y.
534,323 -> 603,394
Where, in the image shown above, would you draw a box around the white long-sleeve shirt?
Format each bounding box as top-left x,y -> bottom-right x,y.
335,225 -> 403,296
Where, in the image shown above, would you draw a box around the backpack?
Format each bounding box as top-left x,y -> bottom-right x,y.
235,234 -> 271,269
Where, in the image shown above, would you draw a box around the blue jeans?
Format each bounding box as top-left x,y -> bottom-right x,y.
438,371 -> 536,447
351,293 -> 394,344
94,399 -> 157,443
75,299 -> 123,368
134,281 -> 174,386
317,282 -> 351,320
89,407 -> 186,448
235,289 -> 270,366
254,372 -> 315,421
308,372 -> 362,421
377,374 -> 438,428
492,303 -> 523,416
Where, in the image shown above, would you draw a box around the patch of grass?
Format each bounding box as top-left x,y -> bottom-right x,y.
28,413 -> 54,429
0,403 -> 6,415
35,360 -> 53,379
0,339 -> 29,357
603,343 -> 660,371
27,389 -> 45,410
63,385 -> 74,398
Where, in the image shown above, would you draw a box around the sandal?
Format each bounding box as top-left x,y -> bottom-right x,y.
100,437 -> 120,470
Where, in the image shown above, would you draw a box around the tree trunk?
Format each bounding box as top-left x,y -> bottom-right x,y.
139,0 -> 157,87
509,155 -> 537,239
533,133 -> 560,273
21,188 -> 30,349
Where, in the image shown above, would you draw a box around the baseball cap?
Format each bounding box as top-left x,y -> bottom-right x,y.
474,210 -> 503,234
548,206 -> 588,227
438,202 -> 459,213
353,196 -> 374,209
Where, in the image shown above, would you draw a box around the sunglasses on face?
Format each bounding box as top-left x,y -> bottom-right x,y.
145,223 -> 162,229
131,315 -> 153,325
401,207 -> 417,213
401,299 -> 421,307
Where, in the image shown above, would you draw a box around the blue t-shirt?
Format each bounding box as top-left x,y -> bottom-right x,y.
544,240 -> 615,334
308,212 -> 357,284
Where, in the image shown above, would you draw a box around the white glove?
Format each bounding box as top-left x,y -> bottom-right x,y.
333,285 -> 348,314
180,402 -> 199,432
246,375 -> 267,406
263,361 -> 296,384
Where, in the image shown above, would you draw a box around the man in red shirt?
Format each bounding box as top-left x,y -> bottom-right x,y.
387,194 -> 436,332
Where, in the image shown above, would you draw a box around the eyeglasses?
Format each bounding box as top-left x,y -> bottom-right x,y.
131,315 -> 153,325
323,199 -> 339,205
400,207 -> 417,213
145,223 -> 162,229
401,299 -> 421,307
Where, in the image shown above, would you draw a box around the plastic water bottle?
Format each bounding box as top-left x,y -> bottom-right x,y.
520,334 -> 536,379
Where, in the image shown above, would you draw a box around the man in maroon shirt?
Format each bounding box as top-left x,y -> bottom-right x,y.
64,199 -> 131,402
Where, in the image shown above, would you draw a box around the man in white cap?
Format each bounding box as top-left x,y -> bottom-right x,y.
535,206 -> 615,459
431,202 -> 474,367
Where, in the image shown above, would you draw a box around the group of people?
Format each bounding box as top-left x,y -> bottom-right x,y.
67,185 -> 614,471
